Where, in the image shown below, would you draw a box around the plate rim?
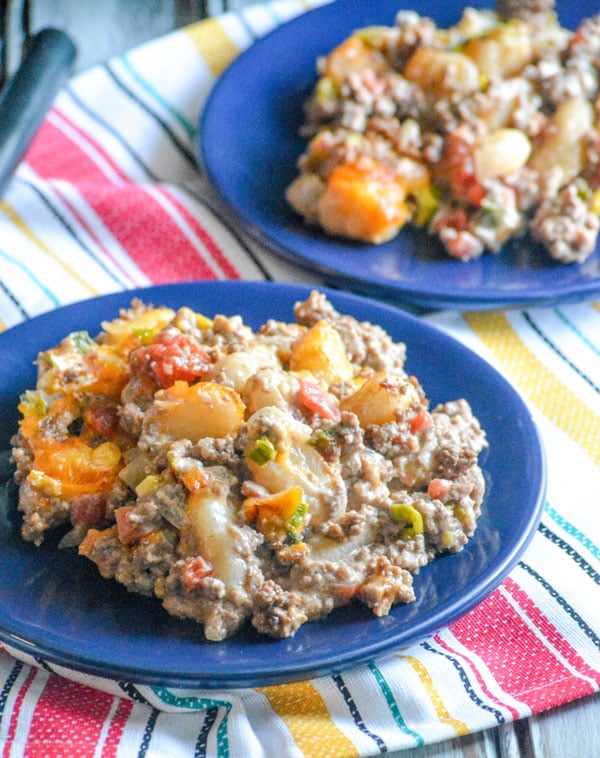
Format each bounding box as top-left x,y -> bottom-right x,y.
0,281 -> 547,687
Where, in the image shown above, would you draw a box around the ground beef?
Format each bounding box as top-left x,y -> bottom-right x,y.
496,0 -> 556,23
532,180 -> 600,262
12,292 -> 488,640
286,2 -> 600,264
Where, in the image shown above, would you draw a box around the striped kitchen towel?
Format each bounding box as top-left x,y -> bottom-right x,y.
0,1 -> 599,756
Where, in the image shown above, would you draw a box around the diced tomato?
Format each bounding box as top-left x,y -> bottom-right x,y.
441,127 -> 485,207
84,404 -> 120,437
180,555 -> 214,592
446,231 -> 483,261
298,378 -> 341,423
132,332 -> 211,389
115,505 -> 145,545
409,409 -> 432,435
427,478 -> 451,500
70,493 -> 107,527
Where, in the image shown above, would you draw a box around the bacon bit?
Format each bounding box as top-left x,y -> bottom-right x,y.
84,404 -> 120,437
427,478 -> 451,500
180,555 -> 214,592
298,378 -> 341,423
70,493 -> 107,527
409,409 -> 432,435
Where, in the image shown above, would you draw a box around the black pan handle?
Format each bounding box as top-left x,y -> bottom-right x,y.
0,28 -> 76,196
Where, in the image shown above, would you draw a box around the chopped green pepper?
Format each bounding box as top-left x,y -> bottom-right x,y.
70,331 -> 95,354
20,389 -> 47,416
391,502 -> 424,540
411,184 -> 440,226
315,76 -> 339,103
286,501 -> 308,544
131,326 -> 158,345
310,427 -> 335,450
247,435 -> 277,466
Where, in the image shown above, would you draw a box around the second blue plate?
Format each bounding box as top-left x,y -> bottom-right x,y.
199,0 -> 600,311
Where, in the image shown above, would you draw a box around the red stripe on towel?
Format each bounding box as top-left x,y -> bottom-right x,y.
2,668 -> 37,758
156,185 -> 240,279
434,633 -> 521,721
25,111 -> 240,283
25,116 -> 129,186
503,577 -> 600,686
450,590 -> 596,713
101,697 -> 135,758
25,676 -> 115,757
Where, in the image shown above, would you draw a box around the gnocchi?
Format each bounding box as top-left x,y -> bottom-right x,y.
287,1 -> 600,264
11,292 -> 487,640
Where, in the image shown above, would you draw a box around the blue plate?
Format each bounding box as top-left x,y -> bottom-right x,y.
199,0 -> 600,311
0,282 -> 545,687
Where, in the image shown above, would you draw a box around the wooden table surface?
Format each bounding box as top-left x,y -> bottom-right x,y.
3,1 -> 599,756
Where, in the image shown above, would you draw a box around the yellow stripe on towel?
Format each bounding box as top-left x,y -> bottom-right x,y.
464,311 -> 600,466
399,654 -> 469,736
1,201 -> 99,296
185,18 -> 240,77
256,680 -> 358,758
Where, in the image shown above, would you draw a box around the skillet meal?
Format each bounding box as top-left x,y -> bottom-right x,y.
11,292 -> 487,640
286,0 -> 600,262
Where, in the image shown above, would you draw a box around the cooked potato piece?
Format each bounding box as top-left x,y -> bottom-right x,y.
185,468 -> 247,588
528,97 -> 594,182
286,174 -> 326,222
463,22 -> 533,78
242,366 -> 300,416
473,128 -> 532,181
148,380 -> 244,441
317,163 -> 409,244
322,36 -> 389,87
212,344 -> 280,392
404,47 -> 480,98
340,372 -> 420,427
289,320 -> 355,385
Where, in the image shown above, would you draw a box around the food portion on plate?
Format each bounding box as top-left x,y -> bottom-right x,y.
10,291 -> 487,641
286,0 -> 600,263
